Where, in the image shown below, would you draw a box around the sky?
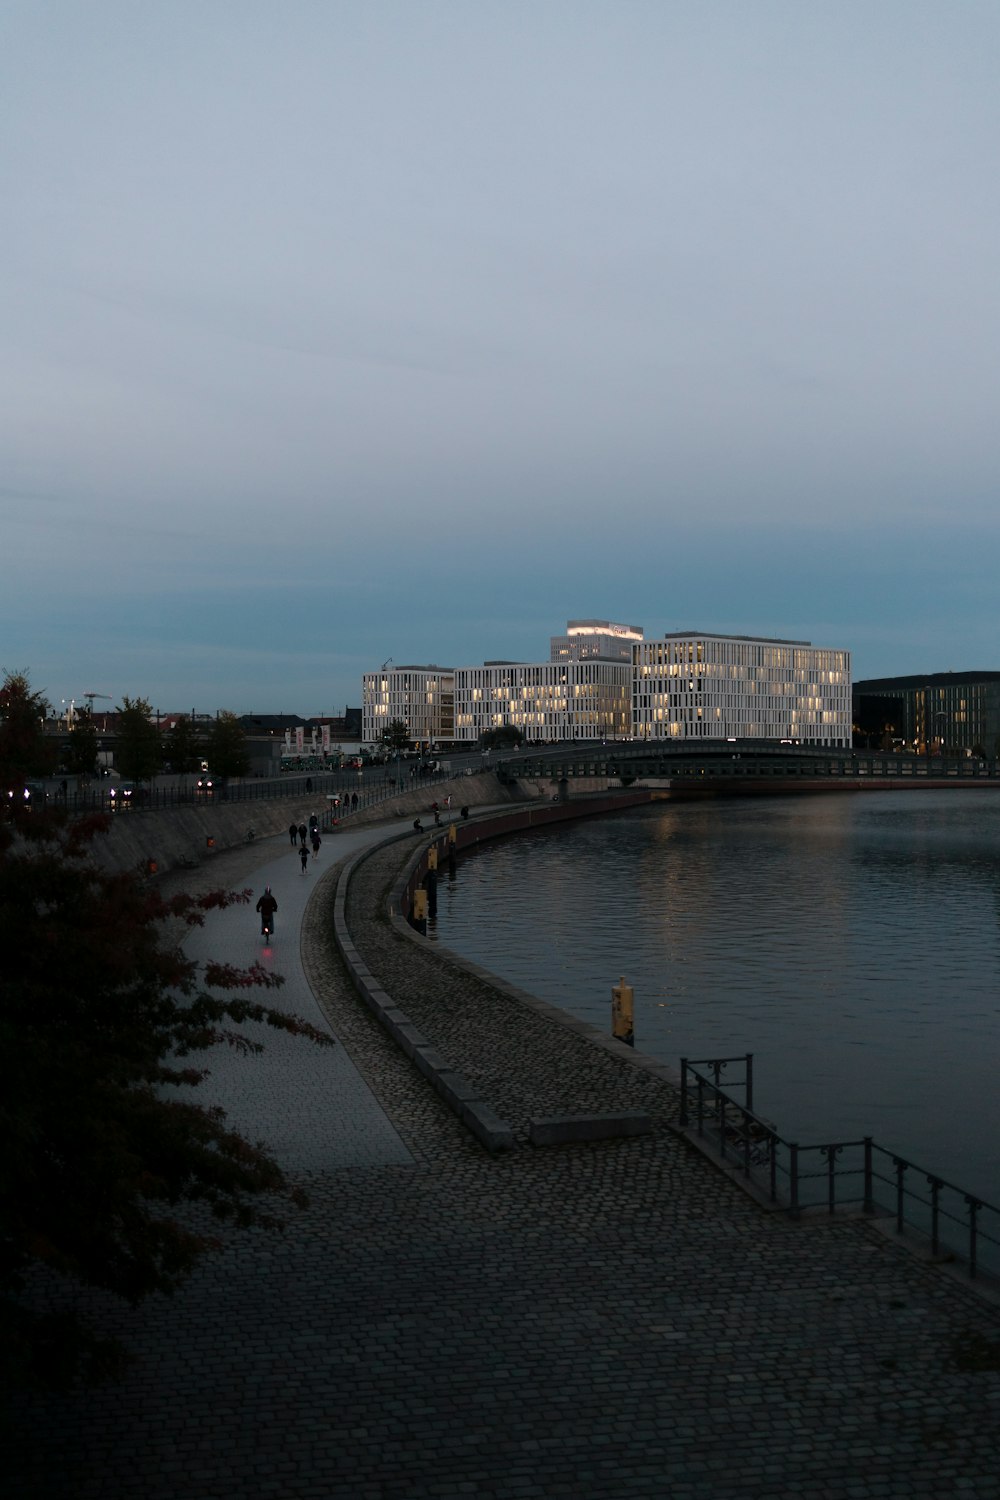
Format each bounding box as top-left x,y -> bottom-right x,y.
3,1 -> 999,715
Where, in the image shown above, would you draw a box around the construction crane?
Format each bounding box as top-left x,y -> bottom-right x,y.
82,692 -> 113,730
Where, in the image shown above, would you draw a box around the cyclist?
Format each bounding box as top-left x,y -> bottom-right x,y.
255,885 -> 278,936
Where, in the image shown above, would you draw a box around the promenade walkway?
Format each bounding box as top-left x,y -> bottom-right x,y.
8,818 -> 1000,1499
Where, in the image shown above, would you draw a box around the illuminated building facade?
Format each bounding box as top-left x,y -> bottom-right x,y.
853,672 -> 1000,755
549,619 -> 644,664
363,626 -> 852,747
362,666 -> 454,746
453,660 -> 632,743
633,633 -> 852,746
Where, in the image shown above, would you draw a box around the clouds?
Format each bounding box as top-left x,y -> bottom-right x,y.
2,2 -> 999,708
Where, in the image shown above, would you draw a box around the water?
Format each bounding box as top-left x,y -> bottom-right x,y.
438,792 -> 1000,1205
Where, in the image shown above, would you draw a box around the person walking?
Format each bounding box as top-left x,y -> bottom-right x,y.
351,792 -> 359,811
299,843 -> 309,874
298,822 -> 307,846
288,822 -> 297,846
311,829 -> 321,858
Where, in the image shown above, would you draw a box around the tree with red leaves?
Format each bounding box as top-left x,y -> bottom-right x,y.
0,675 -> 333,1389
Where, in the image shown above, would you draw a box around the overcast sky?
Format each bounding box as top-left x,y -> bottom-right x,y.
3,1 -> 998,715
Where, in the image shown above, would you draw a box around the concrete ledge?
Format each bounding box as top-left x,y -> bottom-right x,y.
529,1112 -> 653,1147
332,829 -> 517,1155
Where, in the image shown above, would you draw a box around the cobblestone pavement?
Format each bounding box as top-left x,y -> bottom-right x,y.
7,826 -> 1000,1499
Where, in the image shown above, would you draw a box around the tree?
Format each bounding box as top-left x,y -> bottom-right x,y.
165,715 -> 205,776
63,710 -> 99,777
380,718 -> 410,754
116,696 -> 162,784
204,712 -> 249,780
0,809 -> 333,1391
480,725 -> 524,752
0,669 -> 57,792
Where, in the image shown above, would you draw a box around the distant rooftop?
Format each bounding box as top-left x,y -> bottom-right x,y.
660,631 -> 811,646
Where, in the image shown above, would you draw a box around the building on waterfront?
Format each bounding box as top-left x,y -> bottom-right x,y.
549,619 -> 644,665
453,659 -> 633,743
363,625 -> 852,748
362,665 -> 455,747
853,672 -> 1000,756
632,632 -> 852,746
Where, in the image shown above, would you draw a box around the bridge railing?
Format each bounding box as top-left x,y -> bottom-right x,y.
39,768 -> 445,818
504,747 -> 999,782
678,1056 -> 1000,1282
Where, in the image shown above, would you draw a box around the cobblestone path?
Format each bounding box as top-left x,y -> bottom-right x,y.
7,828 -> 1000,1499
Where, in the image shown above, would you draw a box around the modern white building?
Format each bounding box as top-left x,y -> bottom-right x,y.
633,632 -> 852,745
549,619 -> 644,665
453,660 -> 633,743
362,625 -> 852,748
362,665 -> 455,746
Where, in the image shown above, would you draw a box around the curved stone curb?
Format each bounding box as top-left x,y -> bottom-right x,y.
332,824 -> 517,1154
380,806 -> 687,1153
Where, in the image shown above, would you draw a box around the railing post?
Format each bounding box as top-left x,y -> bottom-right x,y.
822,1145 -> 838,1214
863,1138 -> 874,1214
893,1157 -> 907,1234
679,1059 -> 689,1127
967,1196 -> 981,1280
695,1076 -> 705,1138
928,1176 -> 942,1256
789,1143 -> 800,1219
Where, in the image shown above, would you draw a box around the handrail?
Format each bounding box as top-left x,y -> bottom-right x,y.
29,767 -> 447,818
679,1056 -> 1000,1282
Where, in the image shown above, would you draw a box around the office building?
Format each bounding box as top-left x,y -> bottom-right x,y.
633,632 -> 852,745
362,666 -> 455,747
853,673 -> 1000,756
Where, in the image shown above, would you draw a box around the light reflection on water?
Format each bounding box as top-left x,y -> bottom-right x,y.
439,792 -> 1000,1203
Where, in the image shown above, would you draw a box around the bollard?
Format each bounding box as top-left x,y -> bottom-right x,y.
411,888 -> 428,936
427,846 -> 438,871
448,822 -> 457,844
611,976 -> 634,1047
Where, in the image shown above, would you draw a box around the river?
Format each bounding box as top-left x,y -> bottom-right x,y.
436,790 -> 1000,1205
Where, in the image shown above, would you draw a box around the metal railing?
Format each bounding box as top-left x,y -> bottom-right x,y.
679,1055 -> 1000,1281
32,767 -> 445,819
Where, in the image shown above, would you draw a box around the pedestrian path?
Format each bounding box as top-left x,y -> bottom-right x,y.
180,827 -> 413,1171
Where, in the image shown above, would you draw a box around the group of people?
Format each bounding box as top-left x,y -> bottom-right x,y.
288,817 -> 325,872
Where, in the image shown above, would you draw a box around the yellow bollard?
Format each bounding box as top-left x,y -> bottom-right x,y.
611,976 -> 634,1047
448,823 -> 457,845
427,846 -> 438,871
412,889 -> 428,922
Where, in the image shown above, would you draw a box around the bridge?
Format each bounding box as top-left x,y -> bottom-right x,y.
496,741 -> 1000,792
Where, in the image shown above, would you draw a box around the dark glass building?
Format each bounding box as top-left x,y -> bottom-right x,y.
853,673 -> 1000,756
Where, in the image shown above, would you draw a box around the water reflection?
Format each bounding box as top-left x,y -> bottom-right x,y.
440,792 -> 1000,1203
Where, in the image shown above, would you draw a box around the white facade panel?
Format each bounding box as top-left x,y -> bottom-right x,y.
453,661 -> 632,743
362,667 -> 455,746
632,634 -> 852,746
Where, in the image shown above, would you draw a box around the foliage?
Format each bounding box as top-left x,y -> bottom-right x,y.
480,725 -> 524,751
116,696 -> 162,784
0,807 -> 333,1391
379,718 -> 410,753
0,669 -> 57,791
165,715 -> 205,775
63,710 -> 99,777
204,712 -> 249,779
